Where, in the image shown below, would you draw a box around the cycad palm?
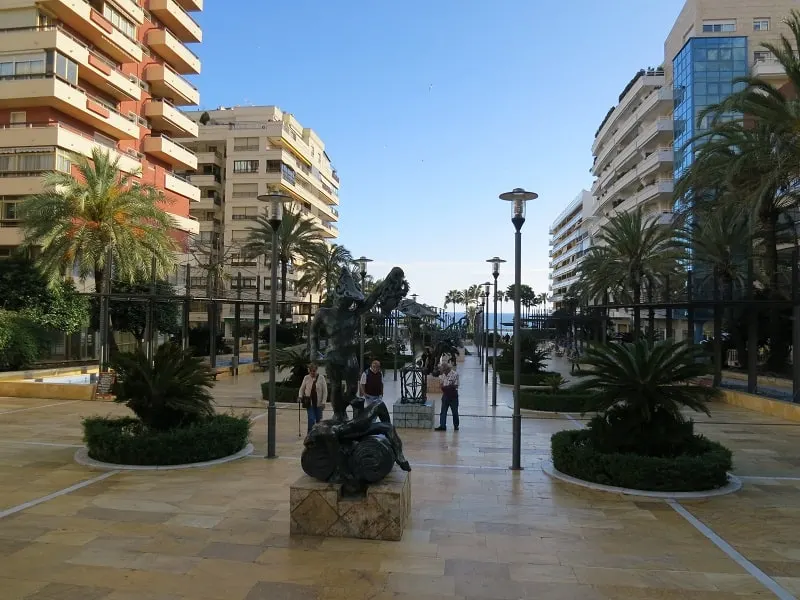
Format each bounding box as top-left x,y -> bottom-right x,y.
244,207 -> 320,321
296,243 -> 352,301
18,148 -> 177,292
580,209 -> 683,339
572,339 -> 720,425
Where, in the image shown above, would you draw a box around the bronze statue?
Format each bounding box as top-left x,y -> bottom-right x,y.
303,266 -> 411,495
309,266 -> 408,422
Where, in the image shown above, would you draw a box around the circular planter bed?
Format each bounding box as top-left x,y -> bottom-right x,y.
551,429 -> 733,492
82,414 -> 251,467
498,370 -> 559,386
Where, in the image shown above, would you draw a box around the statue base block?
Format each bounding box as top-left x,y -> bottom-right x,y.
392,400 -> 435,429
289,471 -> 411,541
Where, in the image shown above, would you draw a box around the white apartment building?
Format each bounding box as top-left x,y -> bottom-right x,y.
179,105 -> 340,334
548,190 -> 591,310
588,67 -> 675,237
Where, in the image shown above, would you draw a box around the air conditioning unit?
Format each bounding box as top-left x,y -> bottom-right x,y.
137,117 -> 149,128
139,79 -> 150,92
127,111 -> 137,122
128,74 -> 138,84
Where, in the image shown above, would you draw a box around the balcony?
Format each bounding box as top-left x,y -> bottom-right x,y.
149,0 -> 202,43
146,28 -> 201,74
752,57 -> 788,82
143,134 -> 197,170
638,147 -> 674,178
196,151 -> 223,166
164,172 -> 200,202
144,98 -> 198,137
0,121 -> 141,174
39,0 -> 142,63
0,26 -> 140,101
0,74 -> 139,140
173,0 -> 202,11
188,173 -> 221,188
169,213 -> 200,235
143,63 -> 199,106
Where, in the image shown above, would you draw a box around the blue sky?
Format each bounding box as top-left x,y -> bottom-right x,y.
192,0 -> 686,308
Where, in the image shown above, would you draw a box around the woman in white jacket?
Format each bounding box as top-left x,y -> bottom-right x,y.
297,363 -> 328,432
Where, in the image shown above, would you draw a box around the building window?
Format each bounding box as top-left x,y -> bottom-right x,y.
103,4 -> 137,40
281,163 -> 296,184
9,112 -> 26,127
231,254 -> 257,267
233,137 -> 260,151
754,19 -> 770,31
233,160 -> 259,173
190,277 -> 208,288
754,50 -> 773,63
54,52 -> 78,85
232,277 -> 257,290
232,183 -> 258,197
266,160 -> 281,173
231,207 -> 260,220
702,20 -> 736,33
0,52 -> 46,79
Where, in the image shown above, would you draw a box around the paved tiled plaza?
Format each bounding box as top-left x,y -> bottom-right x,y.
2,352 -> 800,599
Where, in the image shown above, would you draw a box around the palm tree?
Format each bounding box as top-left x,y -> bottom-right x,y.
444,289 -> 461,323
244,207 -> 319,322
295,243 -> 352,302
573,339 -> 720,429
18,148 -> 177,292
579,209 -> 684,340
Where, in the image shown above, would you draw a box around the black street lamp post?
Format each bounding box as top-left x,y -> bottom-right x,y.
487,257 -> 506,406
500,187 -> 538,471
482,282 -> 491,384
257,192 -> 291,459
356,256 -> 373,372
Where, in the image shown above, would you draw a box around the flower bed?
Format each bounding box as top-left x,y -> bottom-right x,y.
551,429 -> 732,492
83,414 -> 251,466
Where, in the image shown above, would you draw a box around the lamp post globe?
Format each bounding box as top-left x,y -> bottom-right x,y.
256,192 -> 292,459
499,188 -> 537,471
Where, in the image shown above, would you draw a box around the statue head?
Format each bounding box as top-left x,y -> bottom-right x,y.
376,267 -> 409,314
333,267 -> 365,309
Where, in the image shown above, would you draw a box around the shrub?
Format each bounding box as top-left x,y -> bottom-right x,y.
83,414 -> 250,466
111,343 -> 215,431
517,391 -> 594,412
498,370 -> 559,386
551,429 -> 732,492
274,347 -> 310,386
261,381 -> 301,403
0,310 -> 48,371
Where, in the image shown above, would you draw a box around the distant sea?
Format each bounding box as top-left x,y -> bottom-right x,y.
445,311 -> 543,335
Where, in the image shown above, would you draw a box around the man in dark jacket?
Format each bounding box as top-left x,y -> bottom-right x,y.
359,359 -> 384,407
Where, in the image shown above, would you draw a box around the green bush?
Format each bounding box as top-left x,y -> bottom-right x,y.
261,381 -> 302,403
551,429 -> 732,492
111,343 -> 215,431
498,370 -> 559,386
517,391 -> 594,412
0,310 -> 48,371
83,414 -> 250,466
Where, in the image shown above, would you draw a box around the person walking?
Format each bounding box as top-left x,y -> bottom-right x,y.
359,359 -> 384,407
434,361 -> 459,431
298,363 -> 327,433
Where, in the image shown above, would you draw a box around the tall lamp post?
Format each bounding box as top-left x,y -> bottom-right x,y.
477,301 -> 484,370
356,256 -> 372,372
487,257 -> 506,405
500,187 -> 538,471
257,192 -> 292,459
481,282 -> 491,383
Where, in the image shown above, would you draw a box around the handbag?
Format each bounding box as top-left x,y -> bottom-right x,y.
300,375 -> 318,409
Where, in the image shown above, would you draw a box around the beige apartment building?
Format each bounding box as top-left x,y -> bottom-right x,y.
179,105 -> 340,333
548,190 -> 590,310
0,0 -> 203,256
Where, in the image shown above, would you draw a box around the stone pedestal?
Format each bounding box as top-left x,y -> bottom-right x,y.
393,400 -> 435,429
290,471 -> 411,541
426,375 -> 441,394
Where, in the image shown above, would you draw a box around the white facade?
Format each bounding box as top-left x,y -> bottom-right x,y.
548,190 -> 591,309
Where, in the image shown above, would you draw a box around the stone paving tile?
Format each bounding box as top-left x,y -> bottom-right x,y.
1,351 -> 800,598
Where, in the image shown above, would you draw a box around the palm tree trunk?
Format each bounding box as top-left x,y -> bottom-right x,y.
95,266 -> 119,356
763,211 -> 790,371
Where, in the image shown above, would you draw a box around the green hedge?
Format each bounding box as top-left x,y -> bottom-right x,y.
551,429 -> 732,492
83,414 -> 250,466
497,370 -> 558,386
517,391 -> 594,412
261,382 -> 301,403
